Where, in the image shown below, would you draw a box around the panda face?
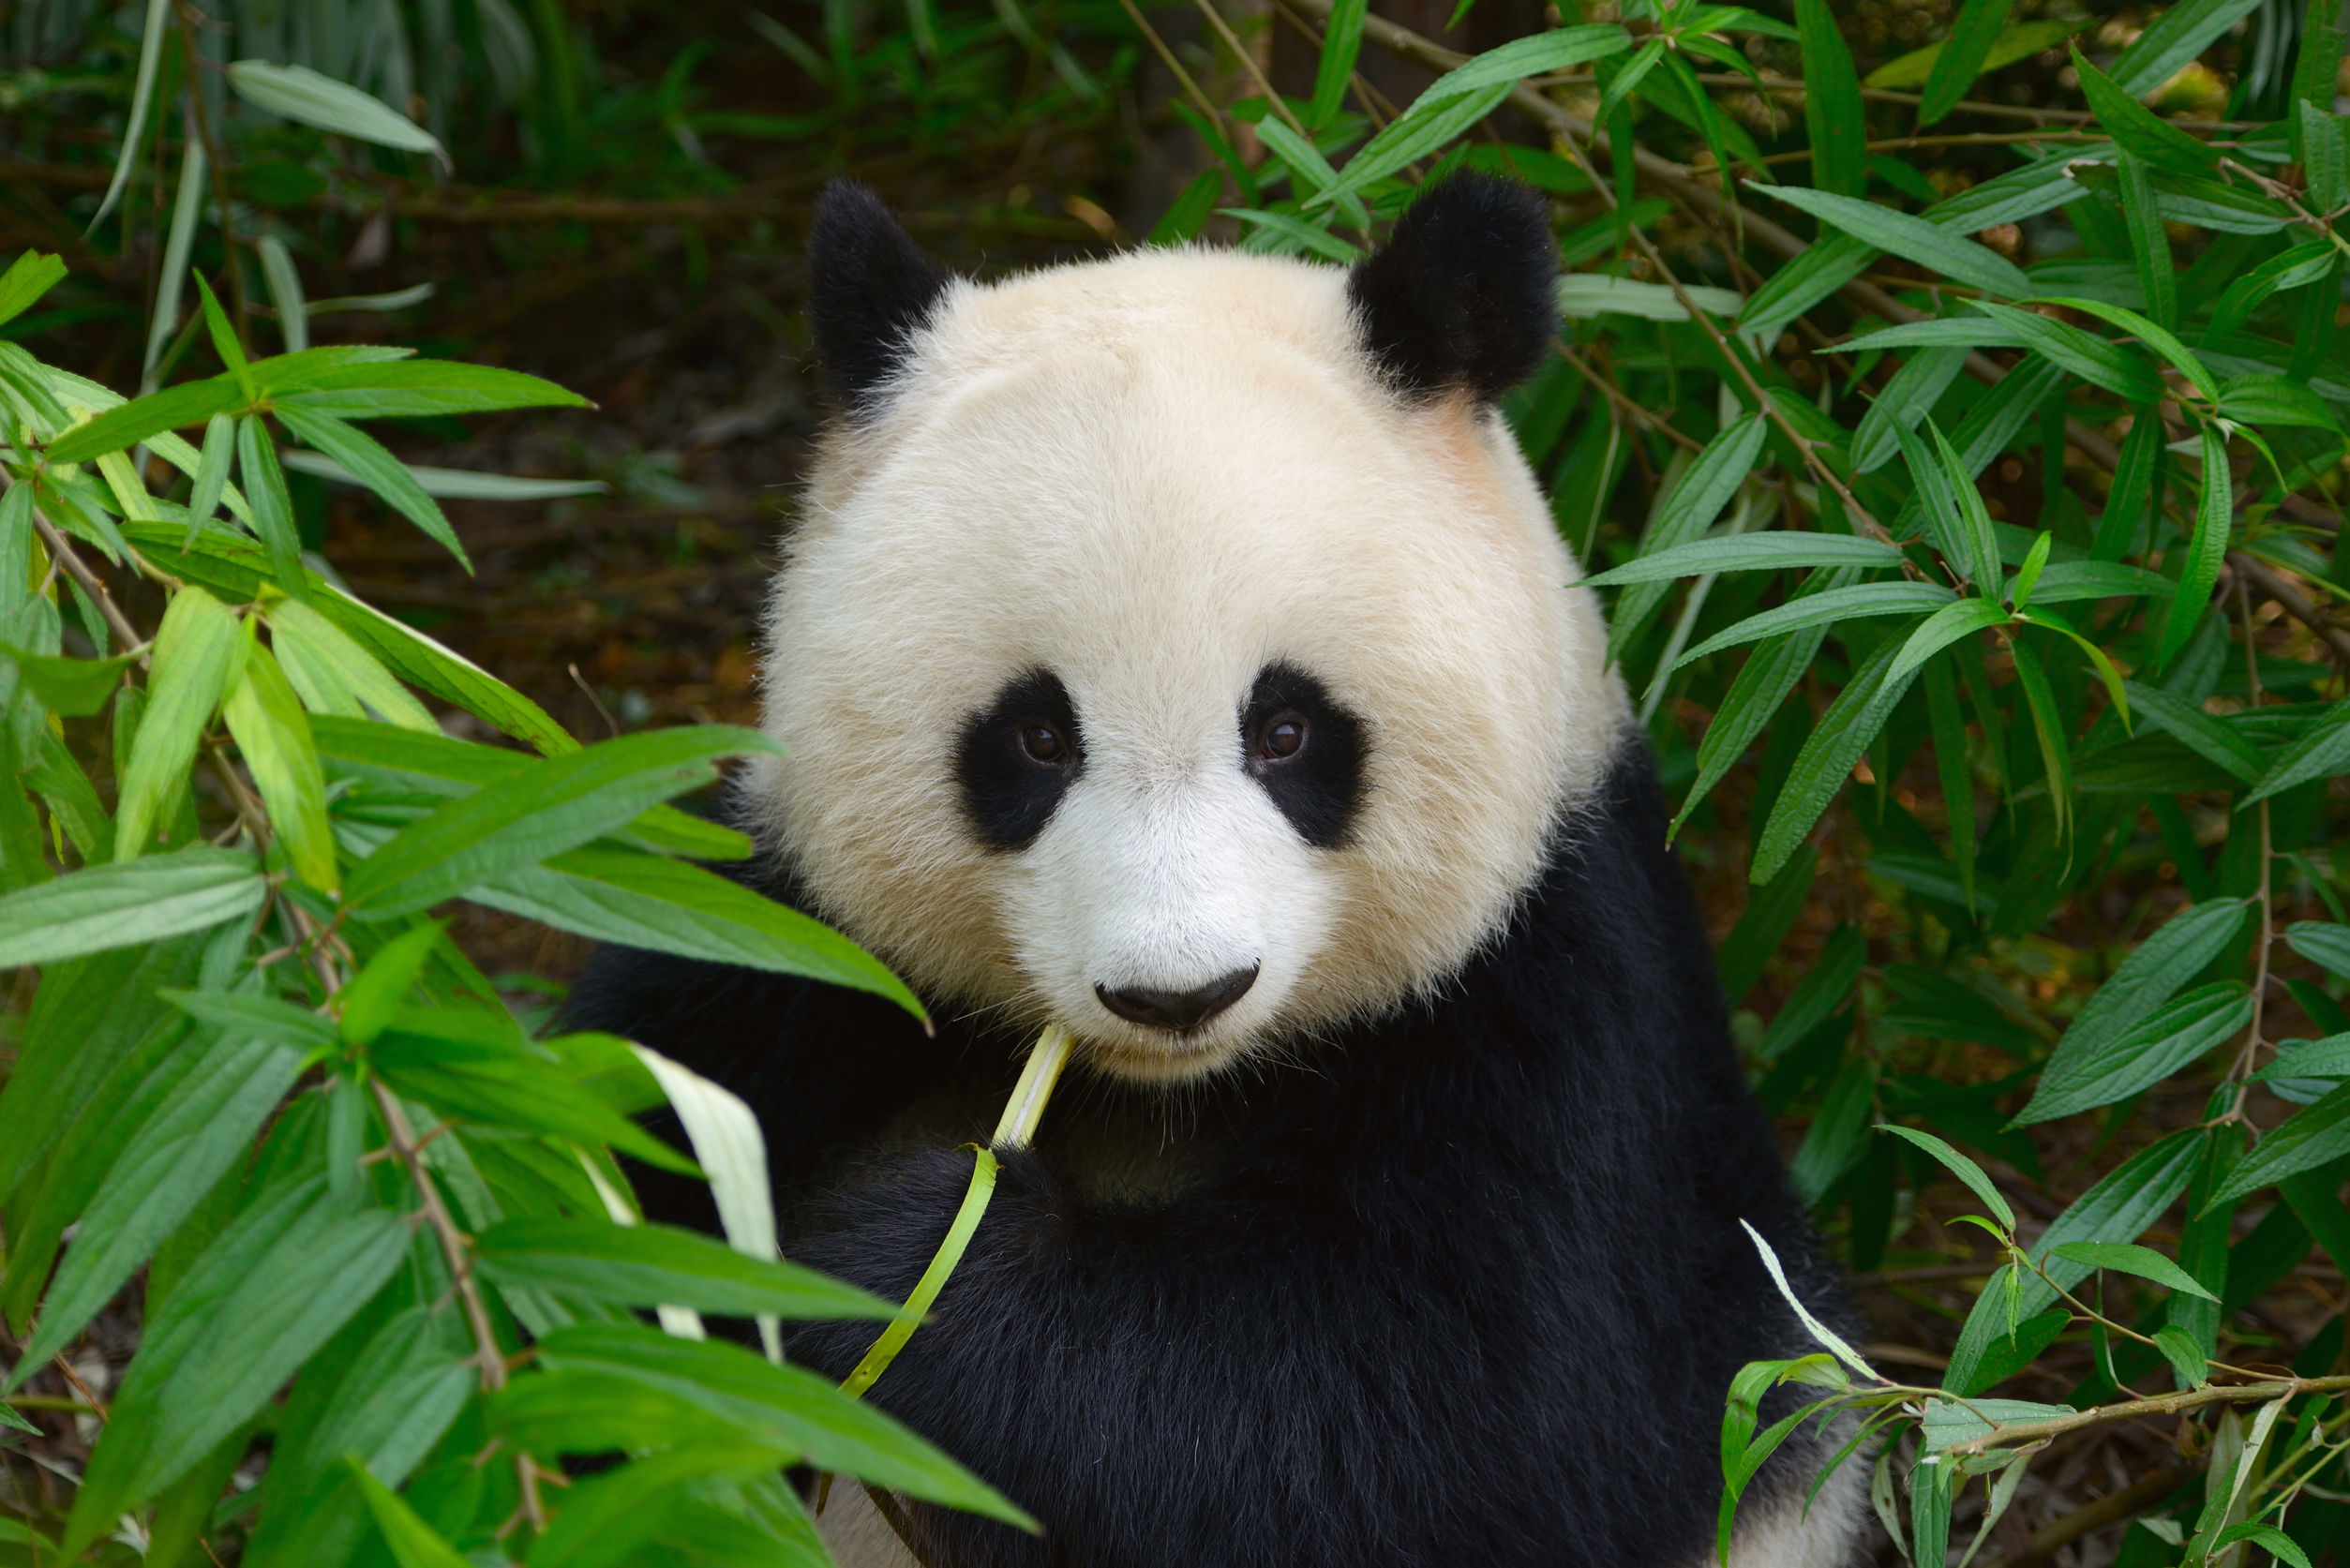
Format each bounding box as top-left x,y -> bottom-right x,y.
748,190 -> 1627,1083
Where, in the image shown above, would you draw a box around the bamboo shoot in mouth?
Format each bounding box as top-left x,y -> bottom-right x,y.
837,1023 -> 1072,1399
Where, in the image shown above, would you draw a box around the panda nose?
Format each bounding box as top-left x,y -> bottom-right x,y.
1094,966 -> 1259,1033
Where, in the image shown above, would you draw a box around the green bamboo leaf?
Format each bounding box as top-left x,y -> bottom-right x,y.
1941,1128 -> 2205,1394
222,635 -> 338,893
186,412 -> 235,543
1669,582 -> 1953,675
1757,187 -> 2031,298
115,589 -> 245,860
2073,49 -> 2221,177
2091,405 -> 2162,562
1221,209 -> 1364,263
59,1176 -> 409,1560
2213,1081 -> 2350,1205
1669,598 -> 1846,843
0,851 -> 265,968
255,234 -> 307,356
2026,560 -> 2170,603
0,644 -> 138,717
2288,922 -> 2350,981
2216,373 -> 2343,432
344,725 -> 785,917
2153,1323 -> 2210,1389
2054,900 -> 2253,1081
534,1322 -> 1035,1525
265,597 -> 440,734
1717,846 -> 1815,1001
1964,301 -> 2165,403
274,405 -> 471,573
2153,424 -> 2233,673
2115,152 -> 2178,333
271,360 -> 587,418
471,845 -> 922,1018
2010,530 -> 2053,611
190,275 -> 253,399
1419,23 -> 1628,101
1793,0 -> 1865,197
2013,606 -> 2130,728
224,60 -> 450,166
306,715 -> 741,859
0,251 -> 67,329
237,414 -> 307,600
1918,0 -> 2014,127
2013,983 -> 2253,1124
475,1217 -> 895,1320
2026,295 -> 2215,402
1613,414 -> 1769,640
1877,1124 -> 2015,1230
1887,597 -> 2012,688
43,376 -> 243,466
2120,681 -> 2266,782
2252,1031 -> 2350,1082
1583,532 -> 1900,586
1851,346 -> 1969,475
2245,698 -> 2350,803
1252,120 -> 1367,231
1929,422 -> 2003,592
119,519 -> 577,756
1308,0 -> 1368,127
347,1462 -> 473,1568
1752,635 -> 1922,883
2210,1523 -> 2313,1568
1597,37 -> 1668,118
3,1029 -> 307,1388
2049,1240 -> 2219,1299
278,450 -> 608,501
2009,638 -> 2071,839
1301,82 -> 1511,207
2206,241 -> 2334,341
2106,0 -> 2264,96
1755,924 -> 1865,1063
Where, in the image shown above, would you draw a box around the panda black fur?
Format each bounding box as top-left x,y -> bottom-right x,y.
567,174 -> 1861,1568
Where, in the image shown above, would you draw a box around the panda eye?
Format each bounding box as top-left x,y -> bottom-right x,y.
1256,712 -> 1309,763
1018,723 -> 1070,766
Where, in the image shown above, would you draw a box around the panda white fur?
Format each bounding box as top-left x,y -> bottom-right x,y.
569,173 -> 1864,1568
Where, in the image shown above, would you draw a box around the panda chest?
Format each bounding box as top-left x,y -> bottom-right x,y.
863,1084 -> 1232,1206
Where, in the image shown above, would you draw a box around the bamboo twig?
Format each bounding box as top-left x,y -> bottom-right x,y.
2230,550 -> 2350,665
1944,1375 -> 2350,1457
1552,338 -> 1702,453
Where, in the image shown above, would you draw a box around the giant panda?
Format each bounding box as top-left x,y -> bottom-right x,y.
568,172 -> 1863,1568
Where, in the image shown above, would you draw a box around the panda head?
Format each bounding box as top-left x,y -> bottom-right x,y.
750,175 -> 1627,1083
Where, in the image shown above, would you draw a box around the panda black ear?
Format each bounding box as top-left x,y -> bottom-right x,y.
809,181 -> 950,412
1347,172 -> 1557,403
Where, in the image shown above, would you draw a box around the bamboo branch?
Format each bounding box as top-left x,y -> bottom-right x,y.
1946,1375 -> 2350,1457
29,512 -> 149,664
2230,550 -> 2350,665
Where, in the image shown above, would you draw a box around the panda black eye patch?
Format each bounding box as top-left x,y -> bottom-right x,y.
1241,664 -> 1366,850
957,670 -> 1084,851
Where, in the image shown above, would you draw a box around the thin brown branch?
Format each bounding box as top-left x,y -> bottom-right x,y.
1947,1377 -> 2350,1457
371,1082 -> 507,1389
1553,338 -> 1702,453
1116,0 -> 1230,143
1188,0 -> 1310,142
2230,550 -> 2350,665
28,511 -> 149,665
